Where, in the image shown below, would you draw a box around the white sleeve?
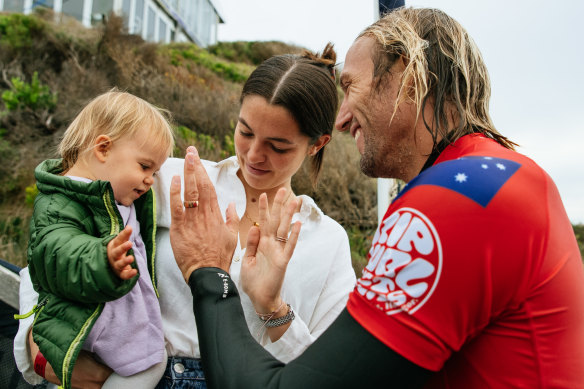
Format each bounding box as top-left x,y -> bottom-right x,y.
262,232 -> 357,362
13,267 -> 44,385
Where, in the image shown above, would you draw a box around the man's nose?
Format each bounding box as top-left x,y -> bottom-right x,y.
335,98 -> 352,132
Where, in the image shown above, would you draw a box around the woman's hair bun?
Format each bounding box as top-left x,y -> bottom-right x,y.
300,42 -> 337,80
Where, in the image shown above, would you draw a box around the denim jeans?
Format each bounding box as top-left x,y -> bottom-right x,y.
155,356 -> 207,389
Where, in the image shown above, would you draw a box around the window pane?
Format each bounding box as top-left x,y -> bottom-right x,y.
146,6 -> 155,41
4,0 -> 25,12
92,0 -> 112,15
121,0 -> 130,29
134,0 -> 144,34
158,18 -> 167,42
62,0 -> 84,22
34,0 -> 54,11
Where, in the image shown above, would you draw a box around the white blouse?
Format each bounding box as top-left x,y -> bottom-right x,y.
14,156 -> 356,384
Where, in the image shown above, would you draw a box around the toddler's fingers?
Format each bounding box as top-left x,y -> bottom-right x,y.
112,256 -> 135,278
113,226 -> 132,244
119,225 -> 132,239
119,266 -> 137,280
109,240 -> 133,261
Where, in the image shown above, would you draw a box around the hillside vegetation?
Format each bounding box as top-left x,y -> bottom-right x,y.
0,10 -> 582,274
0,10 -> 378,274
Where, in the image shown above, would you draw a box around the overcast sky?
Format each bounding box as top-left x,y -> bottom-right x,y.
216,0 -> 584,224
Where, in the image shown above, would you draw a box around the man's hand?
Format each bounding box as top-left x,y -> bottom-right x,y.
170,146 -> 239,281
106,226 -> 137,280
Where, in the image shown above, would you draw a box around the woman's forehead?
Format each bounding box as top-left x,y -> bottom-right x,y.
239,96 -> 301,138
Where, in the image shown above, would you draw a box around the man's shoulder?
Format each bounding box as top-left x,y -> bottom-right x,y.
419,155 -> 521,206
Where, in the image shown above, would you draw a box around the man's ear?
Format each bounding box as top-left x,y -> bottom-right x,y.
93,135 -> 112,162
309,134 -> 331,156
400,55 -> 409,69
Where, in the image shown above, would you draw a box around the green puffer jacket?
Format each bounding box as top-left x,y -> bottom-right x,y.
27,159 -> 158,389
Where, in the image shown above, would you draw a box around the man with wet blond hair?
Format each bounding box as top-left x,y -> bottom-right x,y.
169,7 -> 584,388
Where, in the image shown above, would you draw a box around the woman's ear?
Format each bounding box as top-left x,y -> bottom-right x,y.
93,135 -> 112,162
308,134 -> 331,156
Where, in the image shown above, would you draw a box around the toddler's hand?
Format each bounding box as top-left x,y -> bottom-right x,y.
107,226 -> 137,280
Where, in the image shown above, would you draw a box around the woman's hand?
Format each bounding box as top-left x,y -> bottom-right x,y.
241,188 -> 301,314
28,330 -> 111,388
170,146 -> 239,281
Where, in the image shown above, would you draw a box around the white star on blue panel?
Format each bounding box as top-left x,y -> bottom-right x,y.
455,173 -> 468,183
394,156 -> 522,207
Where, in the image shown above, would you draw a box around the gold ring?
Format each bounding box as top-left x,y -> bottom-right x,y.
275,236 -> 288,243
184,200 -> 199,208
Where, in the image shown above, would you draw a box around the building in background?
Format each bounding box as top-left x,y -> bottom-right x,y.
0,0 -> 225,47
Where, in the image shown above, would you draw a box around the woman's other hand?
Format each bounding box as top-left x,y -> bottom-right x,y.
241,188 -> 301,314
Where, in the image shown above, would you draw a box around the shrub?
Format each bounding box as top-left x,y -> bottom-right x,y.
164,44 -> 251,83
346,225 -> 376,277
0,137 -> 17,189
223,133 -> 235,157
0,206 -> 31,268
25,184 -> 38,207
208,41 -> 305,65
0,13 -> 45,50
174,125 -> 234,161
292,133 -> 378,229
2,71 -> 57,112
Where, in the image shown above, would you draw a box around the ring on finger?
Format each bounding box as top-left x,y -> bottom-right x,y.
184,200 -> 199,208
275,236 -> 288,243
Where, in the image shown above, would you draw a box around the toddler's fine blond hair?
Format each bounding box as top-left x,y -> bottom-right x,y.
58,89 -> 174,171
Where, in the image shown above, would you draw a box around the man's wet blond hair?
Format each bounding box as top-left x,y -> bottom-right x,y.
360,7 -> 516,149
58,89 -> 175,171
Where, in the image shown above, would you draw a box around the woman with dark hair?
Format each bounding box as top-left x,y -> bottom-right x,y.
15,44 -> 356,389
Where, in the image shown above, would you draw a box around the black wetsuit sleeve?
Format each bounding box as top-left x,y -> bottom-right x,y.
190,267 -> 433,389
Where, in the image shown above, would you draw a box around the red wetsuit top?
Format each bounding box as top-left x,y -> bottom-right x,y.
347,134 -> 584,388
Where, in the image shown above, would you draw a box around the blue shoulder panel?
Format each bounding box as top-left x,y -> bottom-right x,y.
394,156 -> 521,207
